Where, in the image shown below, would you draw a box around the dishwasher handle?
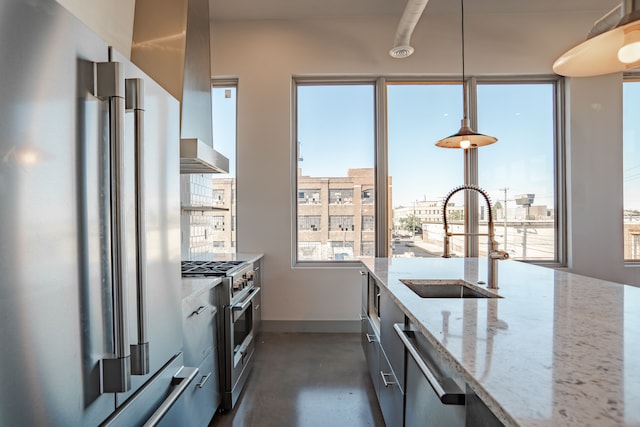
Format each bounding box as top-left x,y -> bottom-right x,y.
394,323 -> 465,405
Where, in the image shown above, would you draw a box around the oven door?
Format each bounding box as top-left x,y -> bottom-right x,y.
224,286 -> 261,409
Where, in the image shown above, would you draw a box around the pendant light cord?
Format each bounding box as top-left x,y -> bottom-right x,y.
461,0 -> 468,121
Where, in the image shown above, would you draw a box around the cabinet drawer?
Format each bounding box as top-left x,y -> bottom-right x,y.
182,289 -> 217,366
380,291 -> 405,392
182,351 -> 220,426
378,350 -> 403,427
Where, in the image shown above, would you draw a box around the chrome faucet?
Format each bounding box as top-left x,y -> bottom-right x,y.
442,184 -> 509,289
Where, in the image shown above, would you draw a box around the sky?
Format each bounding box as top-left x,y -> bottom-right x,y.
215,82 -> 640,213
297,82 -> 559,211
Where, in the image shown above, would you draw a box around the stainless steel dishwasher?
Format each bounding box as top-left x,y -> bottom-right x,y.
394,323 -> 466,427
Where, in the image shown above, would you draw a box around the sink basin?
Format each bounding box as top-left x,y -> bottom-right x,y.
400,279 -> 501,299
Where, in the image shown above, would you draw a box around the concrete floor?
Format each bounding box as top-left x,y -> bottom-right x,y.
209,332 -> 385,427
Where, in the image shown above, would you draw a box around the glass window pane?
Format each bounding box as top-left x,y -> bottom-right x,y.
478,83 -> 556,261
387,83 -> 463,258
211,85 -> 237,253
296,84 -> 375,261
624,80 -> 640,262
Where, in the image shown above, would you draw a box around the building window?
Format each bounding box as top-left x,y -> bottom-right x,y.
361,188 -> 374,204
213,241 -> 225,248
298,241 -> 322,261
295,82 -> 375,262
329,189 -> 354,204
212,190 -> 224,205
361,241 -> 375,257
624,78 -> 640,262
212,215 -> 225,231
298,189 -> 321,205
299,215 -> 321,231
329,215 -> 355,231
362,215 -> 374,231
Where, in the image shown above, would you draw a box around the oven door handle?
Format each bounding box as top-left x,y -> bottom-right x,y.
231,287 -> 261,315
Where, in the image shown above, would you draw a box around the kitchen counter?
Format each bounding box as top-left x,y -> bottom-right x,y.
361,257 -> 640,427
204,252 -> 264,264
181,277 -> 223,300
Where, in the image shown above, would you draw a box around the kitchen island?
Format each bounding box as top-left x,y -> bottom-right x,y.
361,257 -> 640,427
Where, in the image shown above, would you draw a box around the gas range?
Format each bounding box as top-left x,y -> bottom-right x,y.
180,260 -> 246,277
181,260 -> 254,301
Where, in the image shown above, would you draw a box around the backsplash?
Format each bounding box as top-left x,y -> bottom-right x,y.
181,174 -> 216,260
181,174 -> 237,260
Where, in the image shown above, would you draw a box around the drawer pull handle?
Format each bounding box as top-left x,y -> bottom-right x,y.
196,372 -> 212,388
394,323 -> 465,405
191,306 -> 206,316
254,304 -> 261,310
365,333 -> 376,343
359,270 -> 367,276
359,314 -> 367,321
380,371 -> 396,387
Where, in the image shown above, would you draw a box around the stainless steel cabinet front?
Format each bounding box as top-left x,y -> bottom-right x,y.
378,350 -> 404,427
181,351 -> 220,426
182,288 -> 218,367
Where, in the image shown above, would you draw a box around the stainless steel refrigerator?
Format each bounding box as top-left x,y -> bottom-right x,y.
0,0 -> 194,425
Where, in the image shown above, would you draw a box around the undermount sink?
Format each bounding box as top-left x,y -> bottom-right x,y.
400,279 -> 501,299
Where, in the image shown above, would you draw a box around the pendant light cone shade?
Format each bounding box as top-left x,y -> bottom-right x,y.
553,10 -> 640,77
436,118 -> 498,149
435,0 -> 498,149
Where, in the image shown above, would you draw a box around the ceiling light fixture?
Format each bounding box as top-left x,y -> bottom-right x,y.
553,0 -> 640,77
435,0 -> 497,149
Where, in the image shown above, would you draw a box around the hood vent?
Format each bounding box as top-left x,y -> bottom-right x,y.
131,0 -> 229,174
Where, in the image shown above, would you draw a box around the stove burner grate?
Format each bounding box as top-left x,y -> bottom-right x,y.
181,260 -> 245,276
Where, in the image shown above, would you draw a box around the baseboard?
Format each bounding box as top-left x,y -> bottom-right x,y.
261,320 -> 361,333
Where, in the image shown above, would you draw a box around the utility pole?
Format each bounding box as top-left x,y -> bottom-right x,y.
499,187 -> 509,251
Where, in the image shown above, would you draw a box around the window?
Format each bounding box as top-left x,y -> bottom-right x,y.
211,83 -> 237,253
387,80 -> 560,262
294,78 -> 563,265
329,215 -> 354,231
295,83 -> 375,262
478,82 -> 557,261
624,79 -> 640,262
388,83 -> 463,258
329,189 -> 354,204
299,215 -> 321,231
362,215 -> 374,231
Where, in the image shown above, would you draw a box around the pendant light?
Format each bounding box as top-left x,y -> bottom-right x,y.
553,0 -> 640,77
436,0 -> 497,149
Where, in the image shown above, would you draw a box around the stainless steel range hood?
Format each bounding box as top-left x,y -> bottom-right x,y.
131,0 -> 229,174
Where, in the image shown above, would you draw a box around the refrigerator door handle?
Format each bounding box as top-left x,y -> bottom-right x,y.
97,61 -> 132,393
126,78 -> 150,376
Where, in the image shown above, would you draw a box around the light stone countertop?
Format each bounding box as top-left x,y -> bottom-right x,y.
204,252 -> 264,264
181,276 -> 222,301
361,257 -> 640,427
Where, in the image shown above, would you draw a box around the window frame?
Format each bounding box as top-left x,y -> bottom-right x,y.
623,73 -> 640,265
291,75 -> 566,267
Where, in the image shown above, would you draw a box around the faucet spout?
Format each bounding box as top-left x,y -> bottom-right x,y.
442,184 -> 509,289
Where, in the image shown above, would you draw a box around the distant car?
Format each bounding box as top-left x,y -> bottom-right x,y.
406,241 -> 414,247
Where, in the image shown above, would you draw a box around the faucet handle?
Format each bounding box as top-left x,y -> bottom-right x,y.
490,250 -> 509,260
